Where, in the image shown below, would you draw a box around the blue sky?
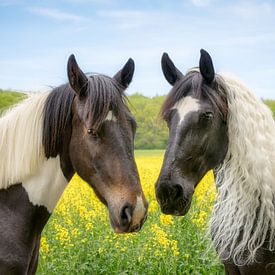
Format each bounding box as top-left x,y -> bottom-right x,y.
0,0 -> 274,98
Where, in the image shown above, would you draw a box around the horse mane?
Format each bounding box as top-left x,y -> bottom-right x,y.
43,74 -> 128,158
211,73 -> 275,265
0,93 -> 48,189
42,84 -> 75,158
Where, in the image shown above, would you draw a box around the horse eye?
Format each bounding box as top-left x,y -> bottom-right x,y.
200,112 -> 214,121
87,129 -> 99,138
202,112 -> 213,120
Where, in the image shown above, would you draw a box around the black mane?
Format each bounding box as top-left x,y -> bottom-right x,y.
43,75 -> 128,158
161,70 -> 228,122
43,84 -> 75,158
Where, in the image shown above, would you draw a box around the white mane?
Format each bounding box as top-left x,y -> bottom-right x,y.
211,73 -> 275,265
0,93 -> 49,189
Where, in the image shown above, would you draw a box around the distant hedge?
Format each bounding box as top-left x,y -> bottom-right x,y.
265,100 -> 275,118
0,89 -> 26,114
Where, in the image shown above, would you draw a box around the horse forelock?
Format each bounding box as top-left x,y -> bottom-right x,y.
84,75 -> 128,131
161,70 -> 228,122
42,75 -> 129,158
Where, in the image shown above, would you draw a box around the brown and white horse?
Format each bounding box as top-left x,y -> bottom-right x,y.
156,49 -> 275,274
0,55 -> 148,274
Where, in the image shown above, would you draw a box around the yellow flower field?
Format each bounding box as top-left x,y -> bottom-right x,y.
38,150 -> 223,274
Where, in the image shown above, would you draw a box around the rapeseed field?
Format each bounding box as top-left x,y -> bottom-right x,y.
38,150 -> 223,274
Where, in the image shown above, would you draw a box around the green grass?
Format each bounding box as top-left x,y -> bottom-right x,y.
0,89 -> 26,114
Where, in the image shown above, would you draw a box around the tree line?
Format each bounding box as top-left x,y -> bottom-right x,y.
1,90 -> 275,149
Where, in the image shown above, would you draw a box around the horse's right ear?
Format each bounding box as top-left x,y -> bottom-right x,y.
161,53 -> 183,86
67,54 -> 88,97
113,58 -> 135,88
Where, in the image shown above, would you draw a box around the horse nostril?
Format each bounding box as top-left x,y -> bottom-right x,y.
173,184 -> 183,200
132,224 -> 140,232
120,204 -> 132,226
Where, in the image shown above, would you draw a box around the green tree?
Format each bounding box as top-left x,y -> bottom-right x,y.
128,93 -> 168,149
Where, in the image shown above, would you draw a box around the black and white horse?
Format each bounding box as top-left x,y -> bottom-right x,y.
156,49 -> 275,274
0,55 -> 148,274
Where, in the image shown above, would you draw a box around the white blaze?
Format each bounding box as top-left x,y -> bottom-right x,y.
172,96 -> 200,124
22,156 -> 67,213
105,111 -> 117,122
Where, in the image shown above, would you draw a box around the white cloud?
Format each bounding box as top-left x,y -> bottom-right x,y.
27,7 -> 88,23
191,0 -> 211,7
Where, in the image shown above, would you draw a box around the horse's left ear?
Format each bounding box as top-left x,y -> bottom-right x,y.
113,58 -> 135,88
67,54 -> 88,97
199,49 -> 215,84
161,52 -> 183,86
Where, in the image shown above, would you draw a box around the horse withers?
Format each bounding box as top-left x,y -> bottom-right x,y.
156,49 -> 275,274
0,55 -> 148,274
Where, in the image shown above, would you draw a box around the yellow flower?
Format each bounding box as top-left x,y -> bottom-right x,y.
160,214 -> 174,225
54,224 -> 70,245
192,210 -> 208,228
151,224 -> 170,248
40,236 -> 49,254
171,240 -> 180,257
98,247 -> 104,254
85,222 -> 93,231
148,200 -> 158,213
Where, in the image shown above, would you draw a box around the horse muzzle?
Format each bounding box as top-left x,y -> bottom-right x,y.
155,180 -> 194,216
109,197 -> 148,234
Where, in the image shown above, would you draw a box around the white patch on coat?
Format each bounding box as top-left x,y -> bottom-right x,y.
131,195 -> 146,226
105,111 -> 117,122
22,156 -> 67,213
172,96 -> 200,124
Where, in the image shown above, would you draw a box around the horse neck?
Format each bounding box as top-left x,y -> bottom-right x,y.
0,90 -> 75,213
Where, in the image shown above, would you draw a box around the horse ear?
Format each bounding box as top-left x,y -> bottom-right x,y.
113,58 -> 135,88
161,53 -> 183,86
199,49 -> 215,84
67,54 -> 88,97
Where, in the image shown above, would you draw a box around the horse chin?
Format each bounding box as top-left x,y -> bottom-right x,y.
174,199 -> 192,216
159,196 -> 192,217
109,216 -> 143,234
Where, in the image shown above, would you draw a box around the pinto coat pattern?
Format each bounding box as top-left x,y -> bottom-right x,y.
0,55 -> 148,274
